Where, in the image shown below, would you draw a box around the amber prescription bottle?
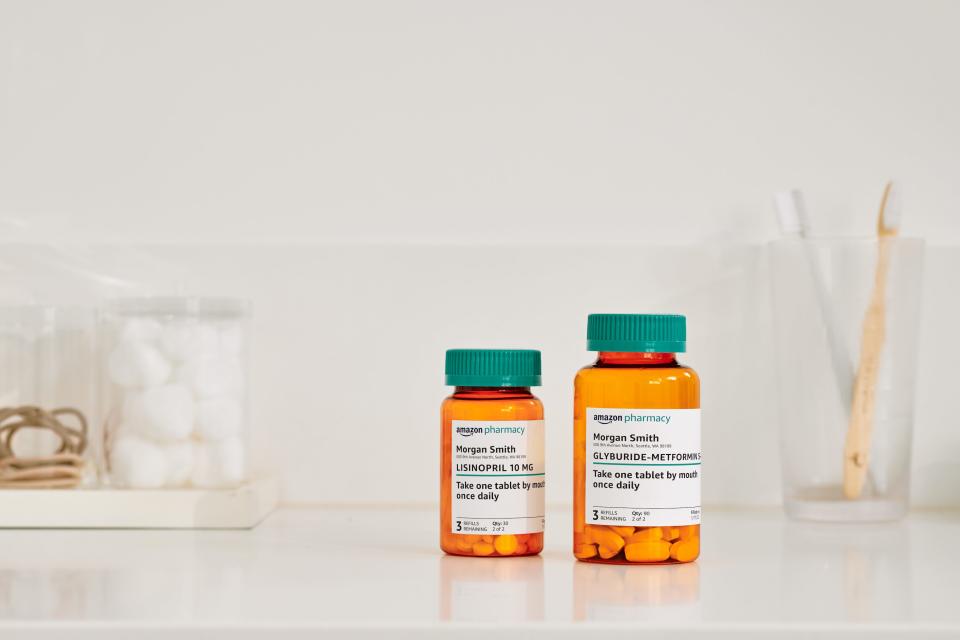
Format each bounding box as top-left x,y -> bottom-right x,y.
573,314 -> 701,564
441,349 -> 545,557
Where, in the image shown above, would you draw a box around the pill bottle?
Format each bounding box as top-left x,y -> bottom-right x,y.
441,349 -> 545,557
573,314 -> 700,564
99,297 -> 250,489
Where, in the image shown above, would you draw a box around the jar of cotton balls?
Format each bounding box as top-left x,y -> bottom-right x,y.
100,298 -> 249,490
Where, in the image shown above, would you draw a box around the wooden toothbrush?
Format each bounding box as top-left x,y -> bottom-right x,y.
843,182 -> 899,499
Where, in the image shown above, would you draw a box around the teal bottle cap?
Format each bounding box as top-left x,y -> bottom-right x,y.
445,349 -> 542,387
587,314 -> 686,353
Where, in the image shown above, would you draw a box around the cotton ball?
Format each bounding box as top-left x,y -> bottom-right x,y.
119,318 -> 163,344
161,322 -> 220,362
123,384 -> 195,441
195,396 -> 243,441
219,324 -> 244,357
191,438 -> 245,488
160,323 -> 191,360
107,342 -> 171,388
164,440 -> 195,486
110,434 -> 168,488
177,356 -> 242,399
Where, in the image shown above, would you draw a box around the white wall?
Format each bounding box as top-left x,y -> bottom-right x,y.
2,0 -> 960,244
1,1 -> 958,507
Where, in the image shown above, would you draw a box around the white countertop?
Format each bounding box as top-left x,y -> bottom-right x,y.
1,506 -> 959,638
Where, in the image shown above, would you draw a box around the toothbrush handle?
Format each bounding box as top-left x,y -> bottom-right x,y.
843,236 -> 892,499
802,241 -> 854,412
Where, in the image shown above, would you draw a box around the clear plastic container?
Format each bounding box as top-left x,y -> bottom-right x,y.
99,297 -> 250,489
0,305 -> 97,488
768,237 -> 924,521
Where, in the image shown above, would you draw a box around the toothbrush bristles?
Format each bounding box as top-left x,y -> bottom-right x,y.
774,189 -> 809,236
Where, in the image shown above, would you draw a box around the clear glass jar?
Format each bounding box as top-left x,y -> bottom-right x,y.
99,297 -> 250,489
769,237 -> 925,521
0,305 -> 97,489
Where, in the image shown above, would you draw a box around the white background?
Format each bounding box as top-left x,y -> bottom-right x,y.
1,0 -> 958,508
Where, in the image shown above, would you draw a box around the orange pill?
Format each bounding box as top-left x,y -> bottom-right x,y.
627,527 -> 662,543
514,542 -> 528,555
609,526 -> 635,537
473,542 -> 495,556
590,527 -> 625,553
582,525 -> 601,545
665,527 -> 681,541
526,533 -> 544,552
574,543 -> 598,559
624,540 -> 671,562
670,538 -> 699,562
680,526 -> 698,541
598,545 -> 622,559
493,535 -> 519,555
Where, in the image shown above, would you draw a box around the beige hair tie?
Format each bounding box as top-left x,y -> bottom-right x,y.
0,406 -> 88,489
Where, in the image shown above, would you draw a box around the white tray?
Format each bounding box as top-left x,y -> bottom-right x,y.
0,476 -> 279,528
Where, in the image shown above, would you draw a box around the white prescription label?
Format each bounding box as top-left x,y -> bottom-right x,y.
451,419 -> 545,535
585,408 -> 701,527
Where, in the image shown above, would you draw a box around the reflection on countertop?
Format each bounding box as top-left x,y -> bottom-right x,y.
0,507 -> 957,636
573,560 -> 700,621
780,520 -> 913,623
440,555 -> 544,622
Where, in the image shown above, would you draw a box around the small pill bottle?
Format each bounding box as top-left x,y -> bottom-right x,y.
441,349 -> 545,557
573,314 -> 701,564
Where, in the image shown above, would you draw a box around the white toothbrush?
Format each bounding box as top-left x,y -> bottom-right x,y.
774,189 -> 854,413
